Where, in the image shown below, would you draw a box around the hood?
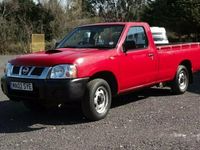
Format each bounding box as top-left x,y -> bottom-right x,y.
10,48 -> 112,66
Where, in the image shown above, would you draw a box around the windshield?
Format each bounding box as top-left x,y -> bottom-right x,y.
58,25 -> 124,49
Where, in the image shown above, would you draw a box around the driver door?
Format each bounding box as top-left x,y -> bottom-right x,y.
119,26 -> 157,90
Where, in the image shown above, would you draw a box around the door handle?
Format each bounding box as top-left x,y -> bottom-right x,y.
148,53 -> 154,60
148,53 -> 154,57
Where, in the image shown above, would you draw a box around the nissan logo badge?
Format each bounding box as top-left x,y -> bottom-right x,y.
22,67 -> 29,75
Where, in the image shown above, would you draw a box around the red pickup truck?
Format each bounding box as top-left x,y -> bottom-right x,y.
1,22 -> 200,121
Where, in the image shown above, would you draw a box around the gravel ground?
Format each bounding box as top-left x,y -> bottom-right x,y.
0,55 -> 200,150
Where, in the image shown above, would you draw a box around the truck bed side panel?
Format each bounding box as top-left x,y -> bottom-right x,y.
157,43 -> 200,82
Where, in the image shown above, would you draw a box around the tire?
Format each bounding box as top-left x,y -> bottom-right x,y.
22,100 -> 46,112
82,79 -> 112,121
171,65 -> 189,94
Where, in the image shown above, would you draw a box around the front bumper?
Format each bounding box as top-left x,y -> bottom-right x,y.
1,76 -> 88,104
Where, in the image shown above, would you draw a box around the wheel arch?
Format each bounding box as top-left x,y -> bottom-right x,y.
179,60 -> 193,83
89,71 -> 119,96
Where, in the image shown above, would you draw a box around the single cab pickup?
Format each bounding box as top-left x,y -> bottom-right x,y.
1,22 -> 200,121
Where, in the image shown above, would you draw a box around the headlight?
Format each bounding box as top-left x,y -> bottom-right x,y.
4,63 -> 12,76
50,64 -> 77,79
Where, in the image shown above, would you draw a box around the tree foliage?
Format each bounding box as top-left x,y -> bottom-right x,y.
142,0 -> 200,39
87,0 -> 146,21
0,0 -> 200,54
0,0 -> 54,54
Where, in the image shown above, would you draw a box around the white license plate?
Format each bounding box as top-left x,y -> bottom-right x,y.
10,82 -> 33,91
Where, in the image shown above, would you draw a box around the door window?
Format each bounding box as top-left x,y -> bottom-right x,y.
124,27 -> 148,50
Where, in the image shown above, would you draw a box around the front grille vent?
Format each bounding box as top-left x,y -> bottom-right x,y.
31,67 -> 45,76
12,66 -> 20,74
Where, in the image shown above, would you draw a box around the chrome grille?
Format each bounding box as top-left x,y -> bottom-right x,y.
9,65 -> 51,79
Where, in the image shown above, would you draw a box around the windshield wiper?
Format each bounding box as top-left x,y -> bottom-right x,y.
87,45 -> 114,49
59,45 -> 114,49
59,45 -> 78,48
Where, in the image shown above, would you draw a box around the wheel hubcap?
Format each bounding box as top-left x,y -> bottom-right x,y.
94,86 -> 108,114
178,70 -> 187,90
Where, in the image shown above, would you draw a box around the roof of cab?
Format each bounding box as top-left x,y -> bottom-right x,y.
78,22 -> 148,27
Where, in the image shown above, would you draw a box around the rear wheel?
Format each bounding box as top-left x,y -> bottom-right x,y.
82,79 -> 112,121
171,65 -> 189,94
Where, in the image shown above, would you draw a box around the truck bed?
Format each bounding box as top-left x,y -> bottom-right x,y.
156,42 -> 200,83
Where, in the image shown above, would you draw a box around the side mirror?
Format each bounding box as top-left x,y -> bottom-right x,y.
122,43 -> 128,53
122,41 -> 136,53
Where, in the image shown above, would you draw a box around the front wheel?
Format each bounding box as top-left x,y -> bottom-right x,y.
171,65 -> 189,94
82,79 -> 112,121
